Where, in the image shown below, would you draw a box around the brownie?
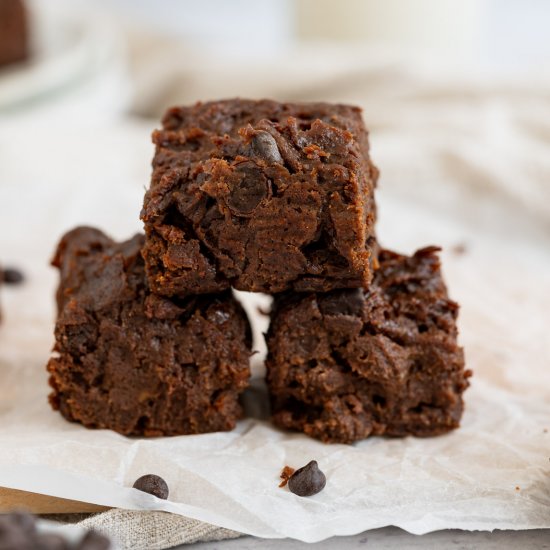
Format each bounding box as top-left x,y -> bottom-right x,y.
0,511 -> 111,549
266,247 -> 471,444
141,98 -> 378,296
47,227 -> 252,436
0,0 -> 28,67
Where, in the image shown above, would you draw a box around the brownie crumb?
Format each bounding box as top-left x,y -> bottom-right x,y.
279,465 -> 295,488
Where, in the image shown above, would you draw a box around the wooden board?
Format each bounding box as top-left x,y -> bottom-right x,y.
0,486 -> 110,514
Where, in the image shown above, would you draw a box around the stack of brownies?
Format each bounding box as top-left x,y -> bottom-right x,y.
47,99 -> 470,443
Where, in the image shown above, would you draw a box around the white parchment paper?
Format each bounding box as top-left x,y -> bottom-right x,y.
0,104 -> 549,541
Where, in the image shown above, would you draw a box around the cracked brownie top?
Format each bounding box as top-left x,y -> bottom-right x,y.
141,98 -> 378,296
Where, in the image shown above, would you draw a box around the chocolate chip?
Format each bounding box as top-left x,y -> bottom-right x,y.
250,131 -> 283,164
1,267 -> 24,284
77,531 -> 111,550
133,474 -> 169,500
227,164 -> 268,216
288,460 -> 326,497
319,289 -> 364,317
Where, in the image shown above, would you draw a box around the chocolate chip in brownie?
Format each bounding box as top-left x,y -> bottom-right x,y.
226,164 -> 268,216
250,131 -> 283,164
318,288 -> 364,317
133,474 -> 169,500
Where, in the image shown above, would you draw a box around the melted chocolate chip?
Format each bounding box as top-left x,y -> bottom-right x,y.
288,460 -> 326,497
319,288 -> 364,317
227,165 -> 268,216
250,131 -> 283,164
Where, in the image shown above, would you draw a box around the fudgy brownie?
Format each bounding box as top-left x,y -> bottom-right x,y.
47,227 -> 252,436
141,99 -> 378,296
266,247 -> 471,444
0,0 -> 28,67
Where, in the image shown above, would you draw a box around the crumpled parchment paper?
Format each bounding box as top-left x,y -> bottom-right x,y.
0,97 -> 549,541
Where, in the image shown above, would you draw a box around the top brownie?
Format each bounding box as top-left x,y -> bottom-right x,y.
141,99 -> 378,296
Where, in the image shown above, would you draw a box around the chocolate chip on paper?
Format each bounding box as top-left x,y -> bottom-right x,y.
285,460 -> 327,497
133,474 -> 170,500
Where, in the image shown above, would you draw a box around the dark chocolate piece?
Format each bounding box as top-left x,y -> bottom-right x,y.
133,474 -> 169,500
288,461 -> 326,497
141,99 -> 378,296
47,227 -> 252,436
266,247 -> 471,444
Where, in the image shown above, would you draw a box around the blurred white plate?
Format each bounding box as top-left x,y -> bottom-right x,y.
0,0 -> 122,111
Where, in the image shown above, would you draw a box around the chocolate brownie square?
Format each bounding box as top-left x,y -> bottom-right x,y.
266,247 -> 470,444
0,0 -> 28,67
141,99 -> 378,296
47,227 -> 251,436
